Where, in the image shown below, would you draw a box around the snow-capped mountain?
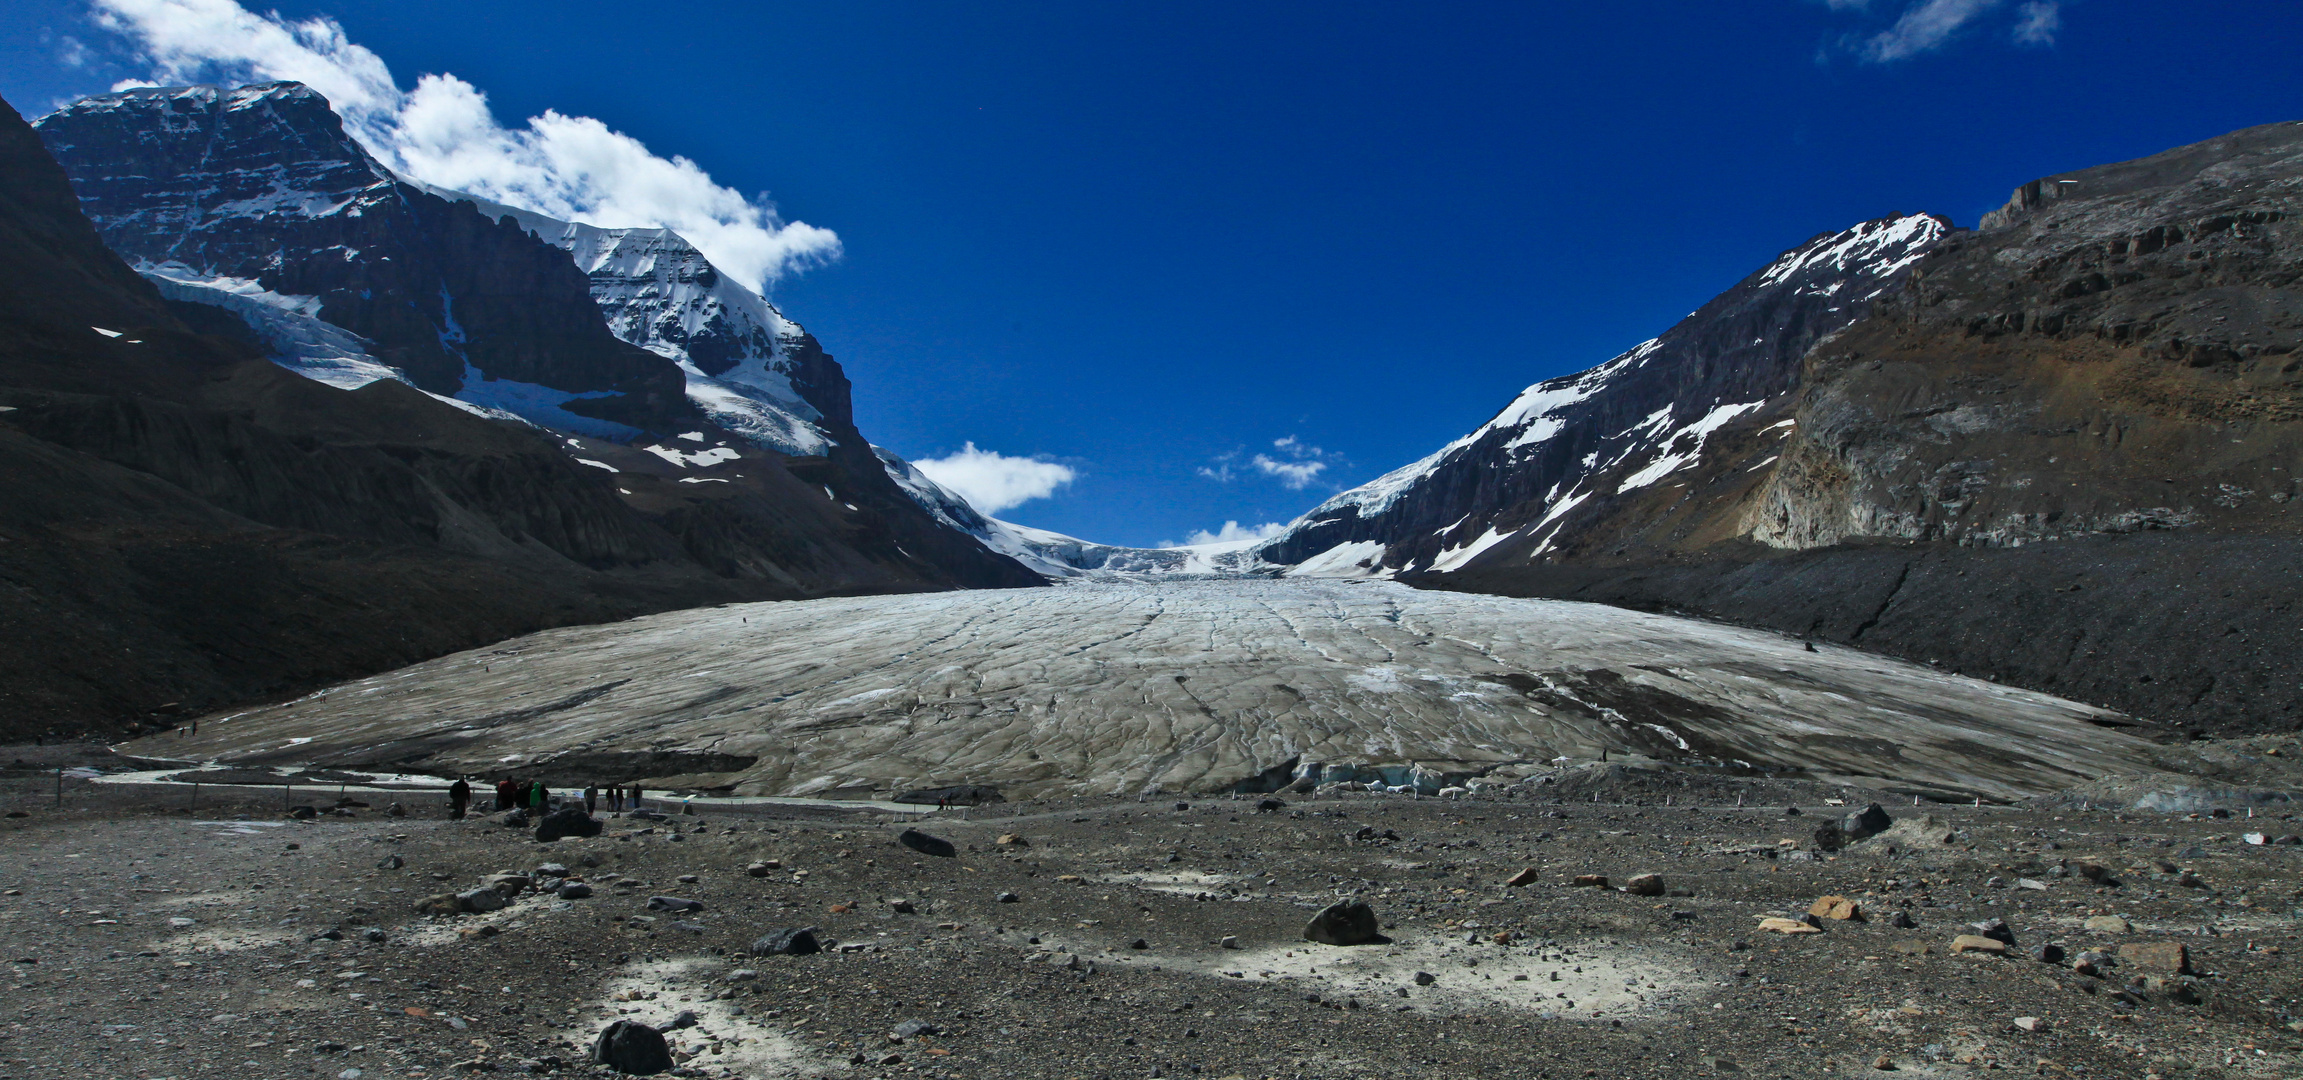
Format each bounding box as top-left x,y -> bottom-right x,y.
877,448 -> 1273,578
33,83 -> 690,436
400,181 -> 838,458
31,80 -> 1043,594
1253,213 -> 1951,577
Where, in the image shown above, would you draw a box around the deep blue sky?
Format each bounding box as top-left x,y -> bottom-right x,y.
6,1 -> 2300,546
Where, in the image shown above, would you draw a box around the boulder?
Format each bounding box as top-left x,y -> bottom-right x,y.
455,888 -> 508,914
749,927 -> 822,956
483,874 -> 532,898
592,1019 -> 673,1075
1951,935 -> 2007,955
1303,901 -> 1386,946
1811,822 -> 1849,852
534,809 -> 602,842
897,829 -> 958,858
1843,803 -> 1894,841
1968,918 -> 2016,946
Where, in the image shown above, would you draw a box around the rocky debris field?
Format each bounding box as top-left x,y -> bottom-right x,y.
4,764 -> 2303,1080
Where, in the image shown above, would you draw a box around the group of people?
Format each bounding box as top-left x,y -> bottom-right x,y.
442,776 -> 645,819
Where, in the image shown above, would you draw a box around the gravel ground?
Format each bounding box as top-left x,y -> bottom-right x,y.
2,765 -> 2299,1080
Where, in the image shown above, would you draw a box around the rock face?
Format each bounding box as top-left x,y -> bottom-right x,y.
1265,120 -> 2303,735
124,579 -> 2173,802
35,84 -> 683,427
1257,214 -> 1949,577
0,86 -> 1039,736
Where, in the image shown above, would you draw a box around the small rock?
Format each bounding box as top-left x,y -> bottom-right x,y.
592,1019 -> 673,1075
1888,940 -> 1931,956
2015,878 -> 2049,891
1255,798 -> 1286,812
2245,832 -> 2268,845
994,891 -> 1020,904
386,802 -> 405,818
1570,874 -> 1609,889
2028,943 -> 2066,964
1303,901 -> 1386,946
897,829 -> 957,858
459,924 -> 501,940
413,894 -> 463,916
668,1010 -> 699,1030
1950,934 -> 2007,955
745,861 -> 777,877
749,927 -> 822,956
1174,802 -> 1190,811
2012,1016 -> 2046,1033
1128,938 -> 1149,950
1872,1054 -> 1896,1070
2073,862 -> 2119,886
2120,941 -> 2191,975
1811,822 -> 1848,852
1889,910 -> 1917,929
556,882 -> 593,900
1504,867 -> 1540,888
1219,935 -> 1240,949
1622,873 -> 1665,897
1412,971 -> 1436,986
1758,917 -> 1820,935
1809,895 -> 1863,921
645,896 -> 702,913
376,855 -> 404,870
534,863 -> 570,878
886,898 -> 916,914
677,874 -> 698,884
2082,915 -> 2130,934
1968,918 -> 2016,945
995,834 -> 1029,847
892,1019 -> 940,1038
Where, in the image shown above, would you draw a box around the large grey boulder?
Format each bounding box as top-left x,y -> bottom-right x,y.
592,1019 -> 673,1074
1303,901 -> 1386,946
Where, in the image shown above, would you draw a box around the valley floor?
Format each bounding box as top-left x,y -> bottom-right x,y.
0,774 -> 2297,1079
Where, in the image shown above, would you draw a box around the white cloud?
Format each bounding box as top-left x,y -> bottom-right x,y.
912,442 -> 1076,515
2012,1 -> 2060,46
1863,0 -> 2000,62
1252,455 -> 1326,489
1162,521 -> 1287,549
86,0 -> 838,290
1817,0 -> 2061,63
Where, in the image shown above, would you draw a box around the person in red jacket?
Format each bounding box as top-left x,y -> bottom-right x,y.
495,778 -> 516,813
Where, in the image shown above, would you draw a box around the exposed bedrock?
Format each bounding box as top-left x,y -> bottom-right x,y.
132,580 -> 2170,803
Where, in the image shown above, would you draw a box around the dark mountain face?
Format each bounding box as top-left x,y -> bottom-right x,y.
33,83 -> 687,430
1400,121 -> 2303,735
1260,214 -> 1950,575
0,91 -> 1033,739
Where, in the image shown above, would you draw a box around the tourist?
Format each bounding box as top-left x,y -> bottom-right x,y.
448,777 -> 471,820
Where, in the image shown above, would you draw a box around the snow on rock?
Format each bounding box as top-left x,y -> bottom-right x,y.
407,182 -> 835,458
141,578 -> 2160,803
1251,213 -> 1951,577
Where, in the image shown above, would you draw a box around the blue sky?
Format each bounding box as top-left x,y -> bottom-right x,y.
5,1 -> 2299,546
